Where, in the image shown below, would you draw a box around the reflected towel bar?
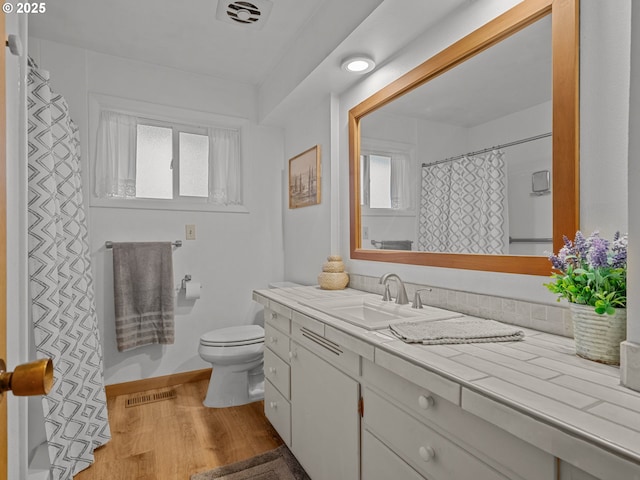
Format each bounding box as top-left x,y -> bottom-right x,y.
371,240 -> 413,250
105,240 -> 183,249
508,237 -> 552,244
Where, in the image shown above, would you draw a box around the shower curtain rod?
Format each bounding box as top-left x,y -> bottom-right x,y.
421,132 -> 551,168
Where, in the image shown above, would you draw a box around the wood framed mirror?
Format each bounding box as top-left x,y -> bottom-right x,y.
349,0 -> 578,276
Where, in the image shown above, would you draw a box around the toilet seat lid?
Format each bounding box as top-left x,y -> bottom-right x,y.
200,325 -> 264,347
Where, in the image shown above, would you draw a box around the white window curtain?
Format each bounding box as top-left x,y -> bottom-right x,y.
209,127 -> 242,205
360,154 -> 370,206
390,152 -> 412,210
95,111 -> 137,198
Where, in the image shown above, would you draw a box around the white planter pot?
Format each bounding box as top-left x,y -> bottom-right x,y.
569,303 -> 627,365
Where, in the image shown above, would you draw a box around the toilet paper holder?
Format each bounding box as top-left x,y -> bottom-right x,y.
181,274 -> 192,290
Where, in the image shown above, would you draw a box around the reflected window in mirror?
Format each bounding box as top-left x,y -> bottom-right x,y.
360,141 -> 417,251
360,152 -> 415,210
361,154 -> 391,208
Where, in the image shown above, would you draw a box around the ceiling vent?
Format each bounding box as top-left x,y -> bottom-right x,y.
216,0 -> 273,29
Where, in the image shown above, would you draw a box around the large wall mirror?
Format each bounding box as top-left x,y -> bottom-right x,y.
349,0 -> 579,275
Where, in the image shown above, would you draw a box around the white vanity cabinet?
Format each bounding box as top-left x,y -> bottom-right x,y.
262,301 -> 361,480
256,289 -> 640,480
263,307 -> 292,446
361,358 -> 556,480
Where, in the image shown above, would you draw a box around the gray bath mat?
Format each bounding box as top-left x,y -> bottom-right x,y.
190,445 -> 310,480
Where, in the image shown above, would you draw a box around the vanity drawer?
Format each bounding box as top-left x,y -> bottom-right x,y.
265,379 -> 291,446
264,308 -> 290,334
265,321 -> 290,362
363,359 -> 554,480
264,348 -> 290,399
292,310 -> 324,336
374,348 -> 460,405
270,301 -> 292,319
292,324 -> 360,376
362,430 -> 425,480
252,292 -> 268,306
363,387 -> 509,480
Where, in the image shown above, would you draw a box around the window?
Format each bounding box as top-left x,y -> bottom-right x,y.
360,151 -> 413,210
361,154 -> 392,208
94,106 -> 243,209
135,124 -> 174,199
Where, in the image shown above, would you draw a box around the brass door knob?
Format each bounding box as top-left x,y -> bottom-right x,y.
0,358 -> 54,396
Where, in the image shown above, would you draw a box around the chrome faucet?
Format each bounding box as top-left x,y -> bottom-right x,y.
379,273 -> 409,305
412,288 -> 433,309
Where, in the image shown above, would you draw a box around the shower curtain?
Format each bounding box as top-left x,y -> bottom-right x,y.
27,62 -> 111,479
418,150 -> 508,254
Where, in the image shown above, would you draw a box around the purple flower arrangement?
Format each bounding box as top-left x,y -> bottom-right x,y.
545,231 -> 627,315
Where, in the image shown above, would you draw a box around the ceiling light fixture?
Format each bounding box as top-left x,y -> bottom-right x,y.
341,55 -> 376,74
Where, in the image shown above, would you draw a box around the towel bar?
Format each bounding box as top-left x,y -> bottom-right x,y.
105,240 -> 183,249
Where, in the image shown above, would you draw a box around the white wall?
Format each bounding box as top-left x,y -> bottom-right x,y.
627,1 -> 640,343
29,38 -> 285,385
282,95 -> 332,285
334,0 -> 630,304
580,0 -> 630,239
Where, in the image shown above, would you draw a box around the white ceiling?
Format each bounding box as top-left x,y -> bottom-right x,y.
28,0 -> 469,95
28,0 -> 344,85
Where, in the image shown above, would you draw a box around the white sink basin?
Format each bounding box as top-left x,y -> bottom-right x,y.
300,294 -> 462,330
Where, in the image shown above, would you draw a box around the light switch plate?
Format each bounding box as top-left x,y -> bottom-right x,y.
186,224 -> 196,240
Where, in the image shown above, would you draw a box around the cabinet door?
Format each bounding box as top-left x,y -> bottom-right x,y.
290,341 -> 360,480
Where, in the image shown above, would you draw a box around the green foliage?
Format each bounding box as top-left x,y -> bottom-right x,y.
544,263 -> 626,315
544,231 -> 627,315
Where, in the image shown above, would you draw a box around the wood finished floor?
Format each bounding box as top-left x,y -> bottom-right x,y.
74,379 -> 283,480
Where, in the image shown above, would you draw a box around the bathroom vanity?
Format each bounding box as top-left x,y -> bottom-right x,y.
254,286 -> 640,480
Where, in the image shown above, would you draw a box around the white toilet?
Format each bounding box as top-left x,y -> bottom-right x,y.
198,325 -> 265,408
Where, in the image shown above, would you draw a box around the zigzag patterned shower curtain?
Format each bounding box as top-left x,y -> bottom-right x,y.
27,61 -> 111,479
418,150 -> 508,254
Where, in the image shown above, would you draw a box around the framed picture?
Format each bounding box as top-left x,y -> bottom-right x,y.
289,145 -> 321,208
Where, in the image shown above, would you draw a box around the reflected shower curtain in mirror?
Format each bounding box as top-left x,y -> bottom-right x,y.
418,150 -> 508,254
27,61 -> 111,480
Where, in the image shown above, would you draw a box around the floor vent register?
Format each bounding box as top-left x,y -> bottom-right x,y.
125,389 -> 177,408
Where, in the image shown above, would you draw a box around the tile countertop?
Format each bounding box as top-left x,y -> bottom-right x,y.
254,286 -> 640,475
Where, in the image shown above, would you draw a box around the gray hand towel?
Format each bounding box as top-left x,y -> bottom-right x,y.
112,242 -> 175,351
389,317 -> 524,345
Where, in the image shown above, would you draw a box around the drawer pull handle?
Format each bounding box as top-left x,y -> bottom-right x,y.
270,336 -> 277,344
269,367 -> 276,374
419,446 -> 435,462
271,312 -> 277,319
289,351 -> 297,359
418,394 -> 434,410
270,401 -> 277,409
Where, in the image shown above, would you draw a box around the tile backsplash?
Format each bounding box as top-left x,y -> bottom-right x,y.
348,274 -> 573,338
